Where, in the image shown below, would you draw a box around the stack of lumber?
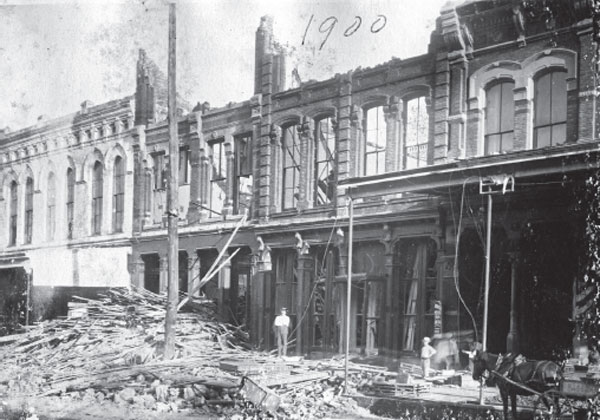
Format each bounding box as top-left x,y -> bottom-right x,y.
0,287 -> 249,398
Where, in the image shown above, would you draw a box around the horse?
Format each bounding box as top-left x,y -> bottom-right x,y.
472,351 -> 563,420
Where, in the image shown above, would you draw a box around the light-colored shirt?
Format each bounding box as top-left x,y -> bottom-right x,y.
421,344 -> 436,359
274,314 -> 290,328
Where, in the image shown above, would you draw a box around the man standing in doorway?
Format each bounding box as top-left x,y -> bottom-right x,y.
273,307 -> 290,357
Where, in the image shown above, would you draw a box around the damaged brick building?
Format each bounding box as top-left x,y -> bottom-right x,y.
0,0 -> 598,359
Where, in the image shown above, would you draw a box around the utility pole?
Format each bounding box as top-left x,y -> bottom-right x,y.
344,196 -> 354,393
478,175 -> 514,405
164,2 -> 179,360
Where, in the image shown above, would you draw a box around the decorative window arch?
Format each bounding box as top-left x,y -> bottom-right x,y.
9,181 -> 18,246
484,79 -> 515,154
24,177 -> 34,244
363,105 -> 386,176
66,167 -> 75,239
533,69 -> 567,148
314,115 -> 336,205
47,172 -> 56,241
92,161 -> 103,235
281,123 -> 301,209
112,156 -> 125,232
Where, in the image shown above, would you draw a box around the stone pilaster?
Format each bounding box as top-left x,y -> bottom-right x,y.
222,138 -> 235,217
73,180 -> 88,238
576,23 -> 596,143
250,94 -> 262,220
296,252 -> 314,355
268,125 -> 282,215
350,105 -> 363,177
337,73 -> 352,182
187,114 -> 205,223
298,117 -> 314,211
31,190 -> 43,244
384,97 -> 401,172
258,50 -> 274,222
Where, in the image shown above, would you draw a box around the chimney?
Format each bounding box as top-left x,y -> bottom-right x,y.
272,45 -> 287,93
80,101 -> 94,114
135,49 -> 157,125
254,15 -> 274,95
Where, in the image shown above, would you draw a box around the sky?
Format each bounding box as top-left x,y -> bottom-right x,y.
0,0 -> 450,131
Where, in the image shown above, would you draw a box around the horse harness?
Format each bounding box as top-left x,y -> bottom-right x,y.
488,353 -> 557,394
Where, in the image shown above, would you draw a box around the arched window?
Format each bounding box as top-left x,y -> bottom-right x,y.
534,70 -> 567,148
66,168 -> 75,239
314,116 -> 336,206
47,173 -> 56,241
92,161 -> 103,235
484,80 -> 515,155
9,181 -> 17,246
282,124 -> 300,209
404,96 -> 429,169
24,177 -> 34,244
112,157 -> 125,232
364,106 -> 386,176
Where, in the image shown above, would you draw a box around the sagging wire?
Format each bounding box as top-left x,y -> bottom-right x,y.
451,177 -> 480,344
288,216 -> 339,339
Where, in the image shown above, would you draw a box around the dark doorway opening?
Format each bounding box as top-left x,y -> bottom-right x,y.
142,254 -> 160,293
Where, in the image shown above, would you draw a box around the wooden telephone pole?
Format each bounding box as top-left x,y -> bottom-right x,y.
164,2 -> 179,359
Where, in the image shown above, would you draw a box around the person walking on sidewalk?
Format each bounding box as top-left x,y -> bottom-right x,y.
273,307 -> 290,357
421,336 -> 437,378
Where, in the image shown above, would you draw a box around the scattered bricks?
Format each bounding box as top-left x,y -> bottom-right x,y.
118,387 -> 136,402
193,396 -> 206,407
155,384 -> 169,402
192,383 -> 209,396
183,386 -> 195,401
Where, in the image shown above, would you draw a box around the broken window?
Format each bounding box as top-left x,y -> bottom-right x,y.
66,167 -> 74,239
209,139 -> 226,218
234,133 -> 252,215
314,117 -> 336,206
534,70 -> 567,148
47,172 -> 56,241
24,177 -> 33,244
112,156 -> 125,233
92,161 -> 103,235
404,96 -> 429,169
282,124 -> 300,209
364,106 -> 386,176
9,181 -> 17,246
485,80 -> 514,154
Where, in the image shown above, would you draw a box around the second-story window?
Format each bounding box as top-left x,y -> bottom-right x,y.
235,133 -> 253,215
179,147 -> 190,185
92,161 -> 103,235
112,157 -> 125,233
209,139 -> 226,218
282,124 -> 300,209
9,181 -> 17,246
152,153 -> 166,190
47,173 -> 56,241
485,80 -> 514,155
314,116 -> 336,205
24,177 -> 34,244
404,96 -> 429,169
534,70 -> 567,148
364,106 -> 386,176
66,168 -> 74,239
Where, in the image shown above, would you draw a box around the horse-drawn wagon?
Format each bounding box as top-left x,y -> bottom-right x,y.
473,351 -> 600,420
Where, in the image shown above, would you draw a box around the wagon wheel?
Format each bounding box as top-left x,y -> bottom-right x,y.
533,390 -> 572,420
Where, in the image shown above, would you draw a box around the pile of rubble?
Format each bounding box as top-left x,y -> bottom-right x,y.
0,288 -> 372,419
